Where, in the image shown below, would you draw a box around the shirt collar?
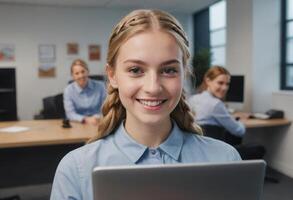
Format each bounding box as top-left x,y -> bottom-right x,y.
204,90 -> 220,100
114,122 -> 147,164
87,79 -> 95,89
113,121 -> 184,163
73,78 -> 92,93
159,121 -> 184,161
203,90 -> 212,96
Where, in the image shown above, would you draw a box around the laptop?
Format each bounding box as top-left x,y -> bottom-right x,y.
92,160 -> 266,200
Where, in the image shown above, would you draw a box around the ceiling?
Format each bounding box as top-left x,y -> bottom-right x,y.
0,0 -> 218,13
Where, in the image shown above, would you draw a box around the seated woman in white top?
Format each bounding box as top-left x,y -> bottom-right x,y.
188,66 -> 245,137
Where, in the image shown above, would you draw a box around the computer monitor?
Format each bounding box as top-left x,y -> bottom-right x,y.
226,75 -> 245,103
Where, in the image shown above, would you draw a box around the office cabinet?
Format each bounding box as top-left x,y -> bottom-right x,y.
0,68 -> 17,121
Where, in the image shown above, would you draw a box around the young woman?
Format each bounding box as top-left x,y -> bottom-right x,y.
188,66 -> 245,137
188,66 -> 265,160
51,10 -> 240,200
63,59 -> 106,125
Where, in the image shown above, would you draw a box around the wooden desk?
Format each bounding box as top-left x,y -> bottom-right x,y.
1,118 -> 290,148
241,118 -> 291,129
0,120 -> 97,188
233,112 -> 291,129
0,118 -> 291,188
0,119 -> 97,149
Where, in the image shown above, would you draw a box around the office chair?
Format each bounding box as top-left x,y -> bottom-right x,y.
201,125 -> 278,183
68,74 -> 106,84
54,93 -> 66,118
41,93 -> 65,119
201,125 -> 265,159
89,74 -> 106,82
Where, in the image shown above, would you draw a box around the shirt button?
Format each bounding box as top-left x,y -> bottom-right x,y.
150,149 -> 156,155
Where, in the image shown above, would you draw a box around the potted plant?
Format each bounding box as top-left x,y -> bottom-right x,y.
190,48 -> 212,92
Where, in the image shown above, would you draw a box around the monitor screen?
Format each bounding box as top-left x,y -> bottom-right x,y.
226,75 -> 244,102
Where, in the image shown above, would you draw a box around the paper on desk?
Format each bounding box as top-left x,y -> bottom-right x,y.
0,126 -> 30,133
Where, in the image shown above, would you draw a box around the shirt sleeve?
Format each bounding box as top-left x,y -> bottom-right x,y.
212,102 -> 246,137
96,82 -> 107,115
100,82 -> 107,108
50,152 -> 82,200
187,96 -> 194,112
228,145 -> 242,161
63,87 -> 84,122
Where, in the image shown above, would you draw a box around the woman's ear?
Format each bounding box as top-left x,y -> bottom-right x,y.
106,64 -> 118,88
205,78 -> 211,85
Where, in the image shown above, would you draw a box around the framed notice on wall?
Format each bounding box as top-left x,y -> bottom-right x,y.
38,63 -> 55,78
88,44 -> 101,61
39,44 -> 56,63
38,44 -> 56,78
0,44 -> 15,62
67,43 -> 79,55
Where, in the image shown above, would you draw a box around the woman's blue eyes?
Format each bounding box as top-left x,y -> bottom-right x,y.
128,66 -> 178,76
162,67 -> 178,75
129,67 -> 142,74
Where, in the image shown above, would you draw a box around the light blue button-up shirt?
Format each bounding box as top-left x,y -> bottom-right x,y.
188,91 -> 245,137
50,121 -> 241,200
63,79 -> 106,122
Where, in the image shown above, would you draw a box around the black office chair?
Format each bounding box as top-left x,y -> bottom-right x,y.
38,93 -> 65,119
54,93 -> 66,118
68,74 -> 106,84
89,74 -> 106,82
201,125 -> 278,183
201,125 -> 265,159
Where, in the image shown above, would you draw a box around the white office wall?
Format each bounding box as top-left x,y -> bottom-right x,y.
269,92 -> 293,178
226,0 -> 253,111
252,0 -> 280,113
251,0 -> 293,178
226,0 -> 280,113
0,4 -> 192,119
226,0 -> 293,177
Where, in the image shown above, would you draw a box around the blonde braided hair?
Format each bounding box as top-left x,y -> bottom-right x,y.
170,91 -> 202,134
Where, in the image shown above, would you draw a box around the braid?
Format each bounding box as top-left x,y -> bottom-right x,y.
88,84 -> 126,143
171,91 -> 202,135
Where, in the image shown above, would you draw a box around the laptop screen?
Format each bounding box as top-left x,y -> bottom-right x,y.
92,160 -> 266,200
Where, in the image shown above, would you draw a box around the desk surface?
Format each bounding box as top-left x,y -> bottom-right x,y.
0,118 -> 291,149
233,112 -> 291,128
241,118 -> 291,128
0,120 -> 97,149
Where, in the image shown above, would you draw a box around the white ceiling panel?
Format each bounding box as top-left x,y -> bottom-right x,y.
106,0 -> 216,13
0,0 -> 218,13
0,0 -> 111,7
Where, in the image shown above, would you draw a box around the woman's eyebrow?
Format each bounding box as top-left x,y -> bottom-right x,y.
161,59 -> 181,66
123,59 -> 146,65
123,59 -> 181,65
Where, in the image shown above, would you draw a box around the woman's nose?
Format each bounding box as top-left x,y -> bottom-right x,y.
143,73 -> 162,95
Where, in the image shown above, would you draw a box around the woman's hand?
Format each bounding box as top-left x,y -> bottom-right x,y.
84,116 -> 99,125
233,112 -> 250,121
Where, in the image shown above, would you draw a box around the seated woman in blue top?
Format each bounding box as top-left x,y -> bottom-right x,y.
51,10 -> 241,200
188,66 -> 265,160
63,59 -> 106,125
188,66 -> 245,137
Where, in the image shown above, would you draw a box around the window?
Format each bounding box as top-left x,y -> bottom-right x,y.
281,0 -> 293,89
209,0 -> 226,66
